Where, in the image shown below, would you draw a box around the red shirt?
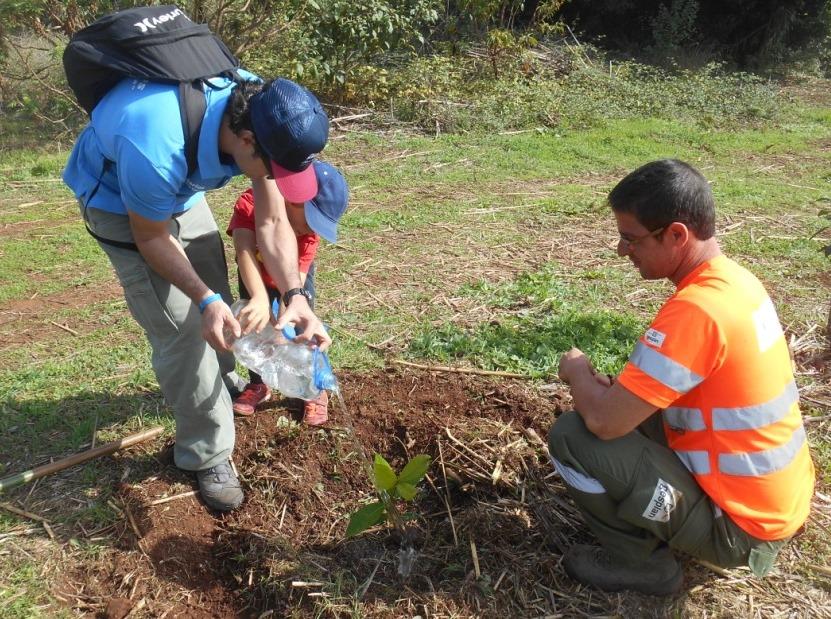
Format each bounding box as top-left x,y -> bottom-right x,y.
226,188 -> 319,290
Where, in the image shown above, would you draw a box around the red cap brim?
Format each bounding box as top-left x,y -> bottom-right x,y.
271,162 -> 318,203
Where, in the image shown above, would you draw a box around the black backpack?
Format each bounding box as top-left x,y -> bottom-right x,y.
63,4 -> 240,175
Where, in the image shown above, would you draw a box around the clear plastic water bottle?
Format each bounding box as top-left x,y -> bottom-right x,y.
229,300 -> 338,400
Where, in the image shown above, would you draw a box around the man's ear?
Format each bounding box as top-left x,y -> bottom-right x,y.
238,129 -> 257,147
667,221 -> 690,246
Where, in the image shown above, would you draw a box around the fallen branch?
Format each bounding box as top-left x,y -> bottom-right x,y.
0,502 -> 56,540
391,359 -> 528,379
0,427 -> 165,493
0,502 -> 49,523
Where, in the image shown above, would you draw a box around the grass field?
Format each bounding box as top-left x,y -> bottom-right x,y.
1,77 -> 830,617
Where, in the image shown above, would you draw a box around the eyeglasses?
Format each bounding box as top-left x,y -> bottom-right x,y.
618,226 -> 665,250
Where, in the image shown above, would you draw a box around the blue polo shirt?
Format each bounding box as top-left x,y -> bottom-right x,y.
63,70 -> 259,221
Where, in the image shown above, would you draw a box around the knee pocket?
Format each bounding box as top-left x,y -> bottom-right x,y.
616,449 -> 706,545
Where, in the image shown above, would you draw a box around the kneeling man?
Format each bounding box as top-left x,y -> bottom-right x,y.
550,159 -> 814,595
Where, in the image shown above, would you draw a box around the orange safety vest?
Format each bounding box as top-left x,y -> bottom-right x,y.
618,255 -> 814,540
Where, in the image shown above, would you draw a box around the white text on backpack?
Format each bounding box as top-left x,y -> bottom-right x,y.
133,8 -> 189,34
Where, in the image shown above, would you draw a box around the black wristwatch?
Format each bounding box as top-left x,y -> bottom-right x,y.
282,287 -> 312,307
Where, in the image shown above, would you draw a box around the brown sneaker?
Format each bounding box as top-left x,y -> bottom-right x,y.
562,544 -> 683,596
303,390 -> 329,426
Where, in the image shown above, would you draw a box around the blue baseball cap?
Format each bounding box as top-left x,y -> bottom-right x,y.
304,161 -> 349,243
249,78 -> 329,203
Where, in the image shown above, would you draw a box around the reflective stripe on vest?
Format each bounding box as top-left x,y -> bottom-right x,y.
665,380 -> 799,433
664,406 -> 705,431
629,341 -> 704,393
675,450 -> 710,475
718,425 -> 806,476
712,380 -> 799,431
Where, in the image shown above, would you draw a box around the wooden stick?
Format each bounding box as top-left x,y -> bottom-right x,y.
0,502 -> 49,523
524,428 -> 551,459
49,320 -> 79,336
331,112 -> 372,123
695,558 -> 731,577
470,538 -> 481,579
391,359 -> 528,379
807,563 -> 831,578
358,557 -> 383,599
437,439 -> 458,547
148,490 -> 198,506
0,426 -> 164,493
803,396 -> 831,409
123,502 -> 143,540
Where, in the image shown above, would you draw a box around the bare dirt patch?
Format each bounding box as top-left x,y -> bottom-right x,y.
44,369 -> 831,618
0,280 -> 122,351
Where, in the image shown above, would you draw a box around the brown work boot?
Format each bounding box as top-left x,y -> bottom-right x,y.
562,544 -> 683,596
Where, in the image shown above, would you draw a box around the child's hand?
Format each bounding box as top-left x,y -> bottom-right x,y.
238,297 -> 271,335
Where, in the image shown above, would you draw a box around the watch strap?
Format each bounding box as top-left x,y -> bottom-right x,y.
282,287 -> 311,306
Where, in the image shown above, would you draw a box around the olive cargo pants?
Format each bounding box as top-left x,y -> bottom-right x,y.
83,199 -> 239,471
548,411 -> 786,576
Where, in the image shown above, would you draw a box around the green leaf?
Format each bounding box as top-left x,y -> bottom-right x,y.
373,454 -> 397,491
396,481 -> 418,500
346,501 -> 386,537
398,454 -> 431,485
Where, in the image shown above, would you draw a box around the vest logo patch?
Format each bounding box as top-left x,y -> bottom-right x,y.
642,478 -> 679,523
753,297 -> 783,353
644,328 -> 666,348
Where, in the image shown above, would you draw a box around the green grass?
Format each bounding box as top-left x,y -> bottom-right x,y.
408,265 -> 647,376
0,557 -> 71,619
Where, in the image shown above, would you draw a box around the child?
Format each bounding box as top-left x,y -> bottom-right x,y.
227,160 -> 348,424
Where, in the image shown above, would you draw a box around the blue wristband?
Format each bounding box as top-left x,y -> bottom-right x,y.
198,293 -> 223,314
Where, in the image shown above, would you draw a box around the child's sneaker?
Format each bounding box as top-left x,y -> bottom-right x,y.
233,383 -> 271,416
303,390 -> 329,426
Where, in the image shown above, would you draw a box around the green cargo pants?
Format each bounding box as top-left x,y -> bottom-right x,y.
83,199 -> 240,471
548,410 -> 786,576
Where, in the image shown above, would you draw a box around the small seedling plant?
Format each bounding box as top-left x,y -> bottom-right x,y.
346,453 -> 431,538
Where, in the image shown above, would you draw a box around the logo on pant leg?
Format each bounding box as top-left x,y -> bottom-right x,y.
642,478 -> 679,522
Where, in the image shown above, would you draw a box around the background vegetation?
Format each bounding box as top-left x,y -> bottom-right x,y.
1,0 -> 830,145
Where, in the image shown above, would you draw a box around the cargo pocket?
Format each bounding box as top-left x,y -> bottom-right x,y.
117,264 -> 179,339
616,449 -> 704,546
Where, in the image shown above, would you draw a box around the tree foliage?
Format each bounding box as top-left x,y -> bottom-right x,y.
556,0 -> 831,69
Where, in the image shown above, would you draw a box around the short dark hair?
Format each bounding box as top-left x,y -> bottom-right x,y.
225,79 -> 270,166
608,159 -> 716,240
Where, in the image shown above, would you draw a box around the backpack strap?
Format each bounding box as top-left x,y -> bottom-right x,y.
179,80 -> 207,176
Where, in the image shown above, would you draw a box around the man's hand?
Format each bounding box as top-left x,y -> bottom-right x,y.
558,347 -> 595,384
238,296 -> 271,335
275,295 -> 332,351
201,300 -> 240,352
